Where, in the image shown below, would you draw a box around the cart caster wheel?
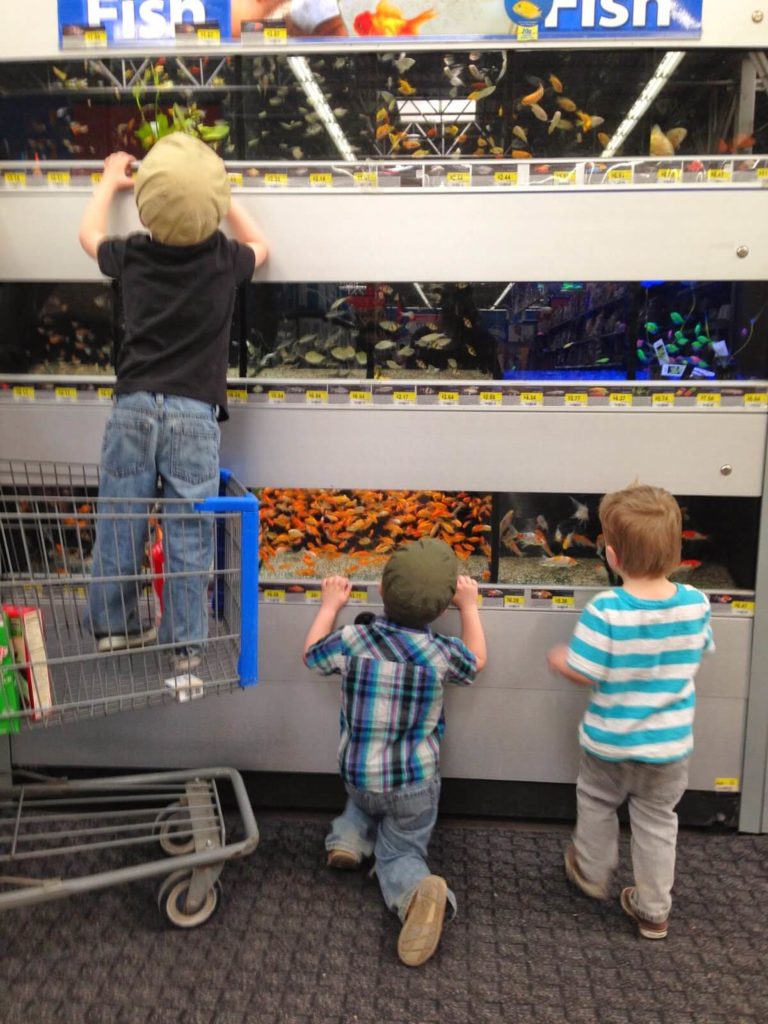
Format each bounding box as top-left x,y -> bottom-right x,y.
154,803 -> 196,856
157,870 -> 222,929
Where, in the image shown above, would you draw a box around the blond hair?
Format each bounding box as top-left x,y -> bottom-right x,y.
599,483 -> 681,579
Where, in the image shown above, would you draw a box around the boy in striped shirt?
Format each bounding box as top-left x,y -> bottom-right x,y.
548,484 -> 714,939
304,538 -> 487,967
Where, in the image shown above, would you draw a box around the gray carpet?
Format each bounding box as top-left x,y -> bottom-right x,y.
0,814 -> 766,1024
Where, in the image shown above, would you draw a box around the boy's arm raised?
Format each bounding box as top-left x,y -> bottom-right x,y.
453,575 -> 487,671
78,152 -> 134,259
225,199 -> 268,269
303,576 -> 351,660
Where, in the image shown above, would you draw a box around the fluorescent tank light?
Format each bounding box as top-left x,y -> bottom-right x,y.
287,55 -> 356,162
601,51 -> 685,158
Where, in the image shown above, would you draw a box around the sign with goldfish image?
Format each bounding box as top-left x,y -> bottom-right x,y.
58,0 -> 702,46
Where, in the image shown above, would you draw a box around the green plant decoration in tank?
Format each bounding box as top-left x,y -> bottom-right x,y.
131,62 -> 229,151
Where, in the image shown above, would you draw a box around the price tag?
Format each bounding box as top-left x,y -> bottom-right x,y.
652,393 -> 675,408
228,172 -> 243,187
309,173 -> 333,188
504,594 -> 525,609
91,172 -> 103,186
714,777 -> 740,792
264,24 -> 288,42
83,28 -> 107,46
520,391 -> 543,407
494,171 -> 518,185
305,590 -> 322,602
393,390 -> 416,405
12,386 -> 35,400
263,588 -> 285,603
227,389 -> 248,404
264,173 -> 289,188
732,600 -> 755,616
55,387 -> 77,401
552,595 -> 575,610
350,589 -> 368,603
608,168 -> 633,184
267,389 -> 285,403
349,390 -> 372,405
657,167 -> 681,183
196,26 -> 221,42
97,387 -> 113,400
3,172 -> 26,188
554,170 -> 575,185
47,171 -> 71,188
609,392 -> 633,407
707,168 -> 731,183
353,171 -> 378,187
744,393 -> 768,408
565,392 -> 588,407
306,389 -> 328,405
447,171 -> 471,187
480,391 -> 502,406
438,391 -> 459,406
516,24 -> 538,40
758,168 -> 768,180
696,392 -> 721,408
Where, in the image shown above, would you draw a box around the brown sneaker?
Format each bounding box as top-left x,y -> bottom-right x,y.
326,848 -> 361,870
620,886 -> 669,939
564,844 -> 609,900
397,875 -> 448,968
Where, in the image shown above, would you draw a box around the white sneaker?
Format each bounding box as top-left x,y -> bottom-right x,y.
96,627 -> 157,653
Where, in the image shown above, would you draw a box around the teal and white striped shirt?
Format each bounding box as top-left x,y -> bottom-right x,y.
567,584 -> 715,764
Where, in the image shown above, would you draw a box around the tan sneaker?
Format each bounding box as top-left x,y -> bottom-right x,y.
397,875 -> 448,968
326,848 -> 361,870
620,886 -> 669,939
564,844 -> 609,900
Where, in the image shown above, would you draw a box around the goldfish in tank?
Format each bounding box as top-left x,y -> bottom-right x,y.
353,2 -> 437,35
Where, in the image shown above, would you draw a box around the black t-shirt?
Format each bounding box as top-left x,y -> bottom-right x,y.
98,232 -> 255,421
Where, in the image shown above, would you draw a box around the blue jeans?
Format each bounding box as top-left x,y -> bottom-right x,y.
86,392 -> 220,651
326,777 -> 456,920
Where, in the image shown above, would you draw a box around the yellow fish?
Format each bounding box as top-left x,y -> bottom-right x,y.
398,78 -> 417,96
549,74 -> 564,93
522,82 -> 544,106
513,1 -> 542,17
558,97 -> 578,113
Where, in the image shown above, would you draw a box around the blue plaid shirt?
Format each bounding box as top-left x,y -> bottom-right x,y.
305,617 -> 477,793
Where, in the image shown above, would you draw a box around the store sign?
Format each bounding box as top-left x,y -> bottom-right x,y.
58,0 -> 703,46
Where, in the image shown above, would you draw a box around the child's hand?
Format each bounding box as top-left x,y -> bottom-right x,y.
547,644 -> 570,676
102,152 -> 136,192
321,575 -> 351,612
452,575 -> 479,611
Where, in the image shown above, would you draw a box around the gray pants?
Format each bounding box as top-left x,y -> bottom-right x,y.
573,750 -> 689,922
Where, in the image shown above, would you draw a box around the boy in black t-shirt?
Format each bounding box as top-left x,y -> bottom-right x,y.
78,135 -> 267,670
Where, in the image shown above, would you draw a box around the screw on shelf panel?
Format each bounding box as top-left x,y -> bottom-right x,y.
720,465 -> 734,476
752,10 -> 764,23
736,246 -> 750,258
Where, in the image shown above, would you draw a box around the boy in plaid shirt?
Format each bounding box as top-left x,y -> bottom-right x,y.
304,538 -> 487,967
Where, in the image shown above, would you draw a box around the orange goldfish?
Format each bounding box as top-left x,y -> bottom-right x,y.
353,1 -> 436,36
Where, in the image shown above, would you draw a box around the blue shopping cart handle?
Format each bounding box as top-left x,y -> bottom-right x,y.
195,494 -> 259,514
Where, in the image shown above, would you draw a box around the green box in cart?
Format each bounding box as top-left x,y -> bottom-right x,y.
0,612 -> 21,734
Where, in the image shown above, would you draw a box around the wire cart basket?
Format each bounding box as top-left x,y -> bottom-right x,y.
0,459 -> 260,927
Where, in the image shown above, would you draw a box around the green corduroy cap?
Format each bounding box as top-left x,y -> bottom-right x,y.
381,538 -> 458,628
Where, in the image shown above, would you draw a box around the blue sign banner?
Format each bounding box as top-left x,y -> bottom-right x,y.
58,1 -> 232,44
505,0 -> 703,39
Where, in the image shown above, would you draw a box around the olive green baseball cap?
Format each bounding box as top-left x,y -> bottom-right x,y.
382,538 -> 458,628
135,133 -> 230,247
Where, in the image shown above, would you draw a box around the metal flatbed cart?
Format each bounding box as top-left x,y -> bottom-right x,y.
0,460 -> 260,927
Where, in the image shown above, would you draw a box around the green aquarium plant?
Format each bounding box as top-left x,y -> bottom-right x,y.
131,62 -> 230,151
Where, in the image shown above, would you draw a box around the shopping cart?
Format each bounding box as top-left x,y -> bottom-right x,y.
0,459 -> 260,927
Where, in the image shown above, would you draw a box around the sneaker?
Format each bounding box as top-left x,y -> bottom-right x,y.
326,848 -> 362,870
564,844 -> 609,900
620,886 -> 669,940
171,651 -> 202,674
96,627 -> 157,653
397,875 -> 448,968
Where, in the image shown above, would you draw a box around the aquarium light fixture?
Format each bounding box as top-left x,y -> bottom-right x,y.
287,55 -> 356,162
412,283 -> 432,307
491,283 -> 515,308
396,99 -> 477,125
601,51 -> 685,157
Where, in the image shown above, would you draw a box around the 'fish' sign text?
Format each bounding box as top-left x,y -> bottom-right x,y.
85,0 -> 215,38
544,0 -> 676,28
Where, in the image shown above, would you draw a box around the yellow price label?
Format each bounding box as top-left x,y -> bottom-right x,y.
349,391 -> 371,404
554,170 -> 575,185
516,24 -> 538,39
744,393 -> 768,408
520,391 -> 543,407
264,173 -> 288,187
714,777 -> 740,791
552,595 -> 575,609
652,393 -> 675,407
657,168 -> 681,183
707,168 -> 731,182
494,171 -> 518,185
609,392 -> 633,407
264,25 -> 288,42
447,172 -> 471,186
263,589 -> 285,603
350,590 -> 368,603
227,389 -> 248,404
696,392 -> 721,408
91,172 -> 103,185
267,389 -> 285,403
84,28 -> 107,45
393,391 -> 416,404
309,173 -> 333,188
353,171 -> 378,187
565,393 -> 588,407
12,386 -> 35,400
228,172 -> 243,187
97,387 -> 113,400
47,171 -> 71,187
438,391 -> 459,405
480,391 -> 502,405
55,387 -> 77,401
758,168 -> 768,180
306,389 -> 328,404
608,168 -> 632,183
196,27 -> 220,41
4,172 -> 26,187
732,600 -> 755,615
305,590 -> 322,602
504,595 -> 525,608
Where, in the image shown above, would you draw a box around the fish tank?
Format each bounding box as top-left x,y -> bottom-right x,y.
2,279 -> 768,381
0,48 -> 765,163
